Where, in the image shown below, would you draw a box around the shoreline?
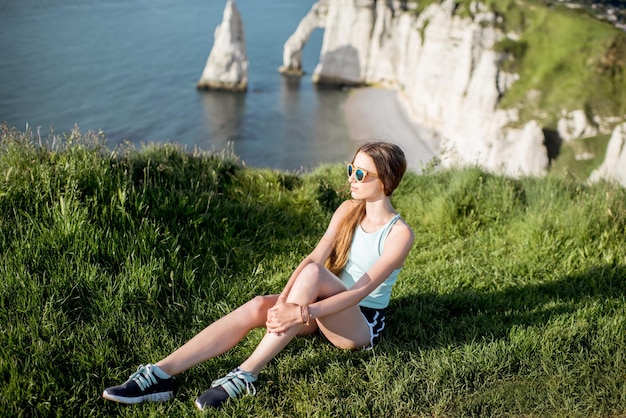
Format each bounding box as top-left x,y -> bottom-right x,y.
343,87 -> 439,173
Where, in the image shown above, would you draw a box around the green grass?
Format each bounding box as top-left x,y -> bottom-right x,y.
1,124 -> 626,417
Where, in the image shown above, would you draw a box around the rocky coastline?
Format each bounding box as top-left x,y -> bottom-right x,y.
281,0 -> 625,186
200,0 -> 625,185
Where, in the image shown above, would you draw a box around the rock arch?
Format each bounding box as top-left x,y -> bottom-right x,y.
278,0 -> 329,76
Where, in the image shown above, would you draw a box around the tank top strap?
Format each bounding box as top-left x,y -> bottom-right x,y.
378,213 -> 402,255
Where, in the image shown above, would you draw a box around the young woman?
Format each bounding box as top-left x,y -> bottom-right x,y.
102,141 -> 415,410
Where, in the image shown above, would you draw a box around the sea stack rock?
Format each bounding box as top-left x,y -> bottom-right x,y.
197,0 -> 248,92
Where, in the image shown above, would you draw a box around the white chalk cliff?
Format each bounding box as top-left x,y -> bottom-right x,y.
589,123 -> 626,186
279,0 -> 329,76
197,0 -> 248,92
281,0 -> 582,177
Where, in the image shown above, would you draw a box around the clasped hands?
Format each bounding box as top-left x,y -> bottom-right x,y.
266,302 -> 303,335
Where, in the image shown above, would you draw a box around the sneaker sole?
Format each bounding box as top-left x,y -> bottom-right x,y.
102,390 -> 173,404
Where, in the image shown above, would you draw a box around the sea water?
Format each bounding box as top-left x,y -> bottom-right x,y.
0,0 -> 353,171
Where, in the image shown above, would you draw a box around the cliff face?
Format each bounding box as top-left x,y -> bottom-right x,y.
589,122 -> 626,186
282,0 -> 626,183
284,0 -> 547,176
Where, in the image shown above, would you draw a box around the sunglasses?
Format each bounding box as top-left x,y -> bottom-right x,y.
347,164 -> 378,183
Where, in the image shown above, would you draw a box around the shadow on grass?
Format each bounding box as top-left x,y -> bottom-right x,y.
385,263 -> 626,350
172,263 -> 626,387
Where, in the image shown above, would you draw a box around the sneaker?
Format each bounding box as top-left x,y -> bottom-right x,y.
102,364 -> 174,404
194,367 -> 257,410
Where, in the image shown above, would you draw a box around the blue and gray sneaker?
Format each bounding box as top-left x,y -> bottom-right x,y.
102,364 -> 174,404
195,367 -> 257,410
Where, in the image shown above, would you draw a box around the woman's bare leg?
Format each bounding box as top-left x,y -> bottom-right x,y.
239,263 -> 371,376
155,295 -> 279,376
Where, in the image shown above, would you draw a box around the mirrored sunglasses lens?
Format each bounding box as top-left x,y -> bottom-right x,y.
347,164 -> 353,177
355,169 -> 365,182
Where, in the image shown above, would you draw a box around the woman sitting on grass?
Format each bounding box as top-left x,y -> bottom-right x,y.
102,141 -> 415,410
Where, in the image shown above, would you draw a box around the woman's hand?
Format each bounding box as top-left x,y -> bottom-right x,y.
266,302 -> 302,335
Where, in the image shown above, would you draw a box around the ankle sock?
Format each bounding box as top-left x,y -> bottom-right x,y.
152,364 -> 171,379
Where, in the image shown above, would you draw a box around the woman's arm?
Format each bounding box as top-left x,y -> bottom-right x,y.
307,219 -> 415,320
276,200 -> 356,304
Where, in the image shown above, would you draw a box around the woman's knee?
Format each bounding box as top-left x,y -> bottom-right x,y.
290,263 -> 345,299
240,295 -> 275,325
289,263 -> 325,295
298,262 -> 325,283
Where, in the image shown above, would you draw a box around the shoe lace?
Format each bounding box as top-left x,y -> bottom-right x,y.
128,364 -> 158,391
211,368 -> 257,398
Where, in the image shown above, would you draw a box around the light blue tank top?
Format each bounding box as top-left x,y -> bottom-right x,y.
339,214 -> 402,309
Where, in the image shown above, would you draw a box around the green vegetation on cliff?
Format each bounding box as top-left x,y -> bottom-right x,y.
491,1 -> 625,125
408,0 -> 624,178
1,126 -> 625,417
483,0 -> 625,175
413,0 -> 626,126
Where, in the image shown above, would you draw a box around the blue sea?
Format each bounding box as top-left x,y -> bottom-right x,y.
0,0 -> 353,171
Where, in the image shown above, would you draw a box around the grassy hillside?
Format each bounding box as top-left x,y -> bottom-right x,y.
492,0 -> 625,124
407,0 -> 625,179
410,0 -> 626,126
1,125 -> 625,417
487,0 -> 625,176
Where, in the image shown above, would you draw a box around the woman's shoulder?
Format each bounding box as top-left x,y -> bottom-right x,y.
336,199 -> 359,214
391,216 -> 415,244
327,200 -> 360,226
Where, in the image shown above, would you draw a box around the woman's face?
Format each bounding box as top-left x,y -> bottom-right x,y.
349,151 -> 385,200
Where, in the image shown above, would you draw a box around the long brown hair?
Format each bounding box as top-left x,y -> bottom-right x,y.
325,141 -> 407,276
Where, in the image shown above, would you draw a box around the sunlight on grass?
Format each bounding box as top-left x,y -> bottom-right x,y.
1,124 -> 625,417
